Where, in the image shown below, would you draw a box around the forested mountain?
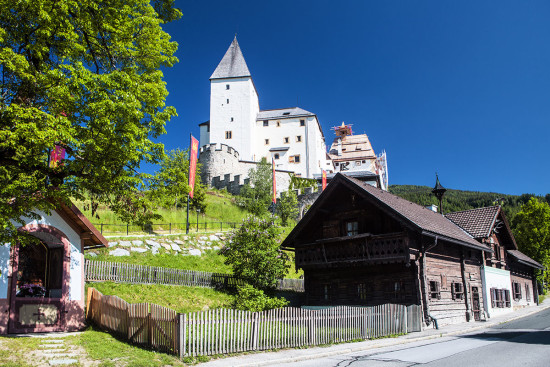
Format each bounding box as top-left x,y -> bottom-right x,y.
388,185 -> 548,222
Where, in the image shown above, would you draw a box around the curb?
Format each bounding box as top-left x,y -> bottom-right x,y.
221,303 -> 550,367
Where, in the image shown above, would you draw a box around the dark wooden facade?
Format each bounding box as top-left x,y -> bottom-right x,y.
282,174 -> 492,327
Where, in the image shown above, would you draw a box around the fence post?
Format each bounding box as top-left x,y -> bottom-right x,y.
169,223 -> 172,234
86,287 -> 93,321
179,313 -> 186,359
404,305 -> 408,334
251,312 -> 259,351
126,223 -> 129,236
220,222 -> 222,231
308,311 -> 316,345
100,223 -> 103,234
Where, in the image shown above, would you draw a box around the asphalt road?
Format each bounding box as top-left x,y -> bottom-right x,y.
271,308 -> 550,367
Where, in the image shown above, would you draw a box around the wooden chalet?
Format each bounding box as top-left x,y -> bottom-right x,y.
282,173 -> 495,327
446,206 -> 543,317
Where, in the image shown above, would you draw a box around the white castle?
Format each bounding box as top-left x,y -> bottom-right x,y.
199,37 -> 387,193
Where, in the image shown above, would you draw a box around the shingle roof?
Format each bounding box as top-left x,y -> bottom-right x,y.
507,250 -> 544,269
210,37 -> 251,80
256,107 -> 315,120
445,206 -> 500,239
345,176 -> 489,250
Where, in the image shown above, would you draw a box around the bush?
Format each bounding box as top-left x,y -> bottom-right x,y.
224,217 -> 290,290
233,284 -> 289,311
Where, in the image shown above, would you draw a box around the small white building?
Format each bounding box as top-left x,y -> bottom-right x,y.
0,201 -> 107,334
200,37 -> 332,181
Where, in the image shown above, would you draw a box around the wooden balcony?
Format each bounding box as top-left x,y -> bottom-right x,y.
295,232 -> 410,268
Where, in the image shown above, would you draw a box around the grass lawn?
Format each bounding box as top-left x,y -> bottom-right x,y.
88,282 -> 236,313
0,335 -> 41,367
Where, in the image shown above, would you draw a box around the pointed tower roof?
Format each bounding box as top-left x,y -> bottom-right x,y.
210,37 -> 251,80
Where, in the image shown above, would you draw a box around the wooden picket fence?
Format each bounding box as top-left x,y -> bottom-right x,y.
86,288 -> 422,358
85,259 -> 305,292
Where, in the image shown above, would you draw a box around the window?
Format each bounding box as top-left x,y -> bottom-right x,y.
451,282 -> 464,300
357,283 -> 367,300
226,99 -> 229,104
346,221 -> 358,236
323,284 -> 331,301
296,135 -> 302,142
225,131 -> 232,139
276,121 -> 281,127
356,161 -> 362,166
289,155 -> 300,163
283,112 -> 290,115
263,120 -> 269,127
226,84 -> 230,90
300,119 -> 305,126
526,284 -> 531,302
265,139 -> 269,145
230,117 -> 234,122
16,240 -> 63,299
491,288 -> 511,308
284,137 -> 289,144
512,282 -> 522,301
429,281 -> 441,299
274,153 -> 280,160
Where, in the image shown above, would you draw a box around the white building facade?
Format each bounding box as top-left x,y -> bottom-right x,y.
200,37 -> 332,180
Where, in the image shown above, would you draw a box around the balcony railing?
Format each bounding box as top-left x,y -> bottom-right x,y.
295,232 -> 410,268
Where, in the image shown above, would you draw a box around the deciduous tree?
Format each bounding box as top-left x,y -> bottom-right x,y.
237,158 -> 273,216
0,0 -> 180,245
512,198 -> 550,286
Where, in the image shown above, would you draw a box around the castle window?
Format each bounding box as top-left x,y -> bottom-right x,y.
274,153 -> 280,160
265,139 -> 269,145
300,119 -> 305,126
289,155 -> 300,163
296,135 -> 302,142
284,137 -> 289,144
263,120 -> 268,127
276,121 -> 281,127
226,99 -> 229,104
225,131 -> 232,139
226,84 -> 230,90
230,117 -> 234,122
356,161 -> 361,166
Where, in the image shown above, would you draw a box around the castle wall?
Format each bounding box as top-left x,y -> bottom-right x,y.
199,143 -> 292,195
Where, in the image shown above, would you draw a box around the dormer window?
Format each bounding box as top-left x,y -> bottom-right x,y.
283,112 -> 290,116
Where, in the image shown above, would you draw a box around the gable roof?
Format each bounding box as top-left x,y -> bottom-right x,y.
256,107 -> 315,120
56,201 -> 108,250
210,37 -> 251,80
282,173 -> 489,252
507,250 -> 544,269
445,206 -> 500,239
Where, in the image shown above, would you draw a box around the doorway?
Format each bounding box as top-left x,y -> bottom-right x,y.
8,228 -> 69,333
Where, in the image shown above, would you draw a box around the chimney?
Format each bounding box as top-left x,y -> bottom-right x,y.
426,204 -> 438,212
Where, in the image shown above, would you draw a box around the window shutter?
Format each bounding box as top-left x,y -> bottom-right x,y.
491,288 -> 496,308
451,283 -> 456,300
458,283 -> 464,300
505,289 -> 511,307
436,282 -> 441,300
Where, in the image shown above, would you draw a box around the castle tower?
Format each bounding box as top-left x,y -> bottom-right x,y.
207,37 -> 259,161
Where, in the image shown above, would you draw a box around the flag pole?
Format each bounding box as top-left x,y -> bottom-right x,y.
186,134 -> 191,234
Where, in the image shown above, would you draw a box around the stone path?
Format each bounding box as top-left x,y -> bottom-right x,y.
36,337 -> 80,366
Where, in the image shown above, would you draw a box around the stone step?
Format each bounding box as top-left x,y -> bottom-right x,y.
44,353 -> 79,358
42,339 -> 65,343
40,345 -> 66,350
49,359 -> 79,366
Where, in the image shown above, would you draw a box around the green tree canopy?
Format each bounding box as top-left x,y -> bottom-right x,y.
151,148 -> 206,212
512,198 -> 550,286
237,158 -> 273,216
0,0 -> 180,245
224,217 -> 290,290
276,189 -> 298,226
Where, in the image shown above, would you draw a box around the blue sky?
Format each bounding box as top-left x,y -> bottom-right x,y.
154,0 -> 550,195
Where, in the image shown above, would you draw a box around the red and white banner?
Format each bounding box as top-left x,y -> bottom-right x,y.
272,158 -> 277,203
49,145 -> 66,169
188,135 -> 199,198
322,170 -> 327,191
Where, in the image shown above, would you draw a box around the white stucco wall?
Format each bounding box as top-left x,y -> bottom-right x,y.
209,77 -> 259,161
6,210 -> 84,301
0,244 -> 10,299
481,266 -> 513,318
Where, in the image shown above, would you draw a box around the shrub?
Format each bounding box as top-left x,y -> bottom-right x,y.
233,284 -> 289,311
224,217 -> 290,290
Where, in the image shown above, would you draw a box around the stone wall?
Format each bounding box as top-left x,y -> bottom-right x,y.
199,143 -> 292,196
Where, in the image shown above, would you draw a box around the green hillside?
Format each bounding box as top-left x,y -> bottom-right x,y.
389,184 -> 545,222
